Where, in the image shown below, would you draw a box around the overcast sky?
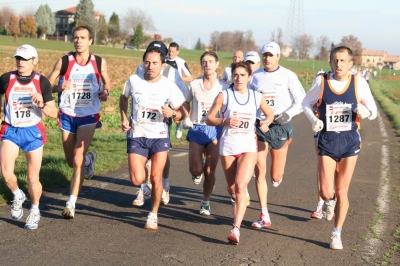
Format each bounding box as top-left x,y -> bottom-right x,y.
3,0 -> 399,55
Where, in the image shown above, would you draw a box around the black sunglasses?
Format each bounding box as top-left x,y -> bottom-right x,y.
15,56 -> 33,61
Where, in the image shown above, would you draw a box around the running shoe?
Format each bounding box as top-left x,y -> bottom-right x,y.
145,214 -> 158,230
192,173 -> 203,185
252,213 -> 271,228
227,226 -> 240,245
311,202 -> 324,219
161,188 -> 170,205
323,199 -> 336,221
330,231 -> 343,250
62,202 -> 75,219
11,190 -> 26,220
175,122 -> 183,139
24,211 -> 40,230
271,176 -> 283,187
132,185 -> 151,207
246,191 -> 251,206
84,150 -> 97,180
199,203 -> 211,215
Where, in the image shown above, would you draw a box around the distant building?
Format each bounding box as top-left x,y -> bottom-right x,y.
359,49 -> 400,70
54,6 -> 105,37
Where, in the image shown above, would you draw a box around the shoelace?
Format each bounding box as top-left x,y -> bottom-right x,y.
11,199 -> 23,210
26,213 -> 39,224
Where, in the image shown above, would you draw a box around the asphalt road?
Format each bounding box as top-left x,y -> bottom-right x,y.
1,107 -> 399,266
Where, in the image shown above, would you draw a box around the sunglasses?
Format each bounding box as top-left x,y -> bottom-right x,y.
15,56 -> 33,61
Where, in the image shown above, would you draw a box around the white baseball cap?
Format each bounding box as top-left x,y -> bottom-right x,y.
244,51 -> 260,63
14,44 -> 38,59
261,42 -> 280,55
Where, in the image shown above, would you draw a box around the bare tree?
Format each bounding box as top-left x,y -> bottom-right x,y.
7,14 -> 20,41
208,30 -> 258,52
122,8 -> 156,35
270,27 -> 285,49
316,35 -> 330,61
339,34 -> 363,56
22,6 -> 36,16
0,6 -> 15,35
209,31 -> 220,51
292,34 -> 314,60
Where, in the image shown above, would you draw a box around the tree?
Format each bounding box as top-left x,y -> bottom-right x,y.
195,38 -> 202,50
292,34 -> 314,61
74,0 -> 98,43
0,6 -> 15,35
339,34 -> 362,56
35,4 -> 56,38
7,14 -> 19,41
208,30 -> 257,52
20,16 -> 37,37
123,8 -> 156,35
97,16 -> 108,44
108,12 -> 120,46
131,23 -> 143,49
316,35 -> 330,61
270,28 -> 285,49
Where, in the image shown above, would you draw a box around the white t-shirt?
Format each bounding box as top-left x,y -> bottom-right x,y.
165,56 -> 192,78
122,74 -> 185,139
136,63 -> 187,94
250,66 -> 305,120
185,77 -> 230,125
302,73 -> 377,122
223,66 -> 232,83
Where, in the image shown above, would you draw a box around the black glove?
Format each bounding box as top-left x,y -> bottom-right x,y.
274,112 -> 290,126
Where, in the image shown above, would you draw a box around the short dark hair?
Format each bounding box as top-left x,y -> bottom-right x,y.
169,42 -> 179,50
231,61 -> 252,76
143,47 -> 166,63
200,51 -> 219,64
330,46 -> 353,62
73,26 -> 93,40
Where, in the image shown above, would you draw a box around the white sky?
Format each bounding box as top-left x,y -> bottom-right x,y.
3,0 -> 399,55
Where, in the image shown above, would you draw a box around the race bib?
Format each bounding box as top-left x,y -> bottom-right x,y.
263,91 -> 279,109
228,111 -> 254,136
137,103 -> 163,125
69,82 -> 93,108
197,101 -> 212,124
326,103 -> 352,131
10,92 -> 36,126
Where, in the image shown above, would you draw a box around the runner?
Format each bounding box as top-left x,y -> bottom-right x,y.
244,51 -> 261,76
133,41 -> 186,207
249,41 -> 305,228
48,25 -> 111,219
0,44 -> 57,229
182,51 -> 229,215
223,50 -> 244,83
120,44 -> 185,230
302,46 -> 377,249
206,61 -> 273,244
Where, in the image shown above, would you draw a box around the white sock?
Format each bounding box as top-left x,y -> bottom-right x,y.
148,212 -> 157,218
68,195 -> 77,206
318,199 -> 324,206
201,200 -> 210,206
84,154 -> 90,166
162,178 -> 170,189
12,189 -> 23,199
30,204 -> 40,214
246,189 -> 250,196
261,208 -> 270,218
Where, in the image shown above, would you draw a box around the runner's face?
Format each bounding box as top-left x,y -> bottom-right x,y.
202,55 -> 219,76
262,52 -> 280,72
330,50 -> 353,81
233,51 -> 244,63
247,61 -> 260,73
168,47 -> 179,59
233,67 -> 251,91
74,29 -> 92,53
15,57 -> 37,76
144,52 -> 165,80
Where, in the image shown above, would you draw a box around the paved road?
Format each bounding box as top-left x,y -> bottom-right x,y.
1,108 -> 399,266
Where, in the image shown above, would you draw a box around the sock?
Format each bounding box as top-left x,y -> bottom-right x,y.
162,178 -> 170,189
84,154 -> 90,166
261,208 -> 270,219
246,189 -> 250,197
12,189 -> 23,199
68,195 -> 77,206
201,200 -> 210,206
148,212 -> 157,218
30,204 -> 40,214
333,227 -> 342,234
318,199 -> 324,206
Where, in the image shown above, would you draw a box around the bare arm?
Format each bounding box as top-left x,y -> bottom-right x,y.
119,94 -> 130,132
41,100 -> 58,119
98,58 -> 111,101
48,58 -> 65,93
258,98 -> 274,132
205,93 -> 225,126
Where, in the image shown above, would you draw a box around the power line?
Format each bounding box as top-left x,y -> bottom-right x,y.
285,0 -> 305,46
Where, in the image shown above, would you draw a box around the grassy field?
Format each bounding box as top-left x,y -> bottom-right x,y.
0,35 -> 399,204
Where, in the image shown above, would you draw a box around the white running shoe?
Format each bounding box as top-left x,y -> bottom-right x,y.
192,173 -> 203,185
330,231 -> 343,250
323,198 -> 336,221
145,214 -> 158,230
62,202 -> 75,219
132,185 -> 151,206
24,211 -> 40,230
161,187 -> 170,205
84,150 -> 97,180
175,122 -> 183,139
311,202 -> 324,219
11,191 -> 26,220
199,202 -> 211,215
271,176 -> 283,187
227,226 -> 240,245
252,213 -> 271,228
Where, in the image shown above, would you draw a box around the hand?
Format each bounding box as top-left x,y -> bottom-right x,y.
121,119 -> 130,132
274,112 -> 290,126
61,79 -> 71,91
228,117 -> 241,128
30,92 -> 44,108
98,89 -> 109,101
259,120 -> 270,133
355,103 -> 370,119
311,117 -> 324,132
161,105 -> 174,118
182,118 -> 193,129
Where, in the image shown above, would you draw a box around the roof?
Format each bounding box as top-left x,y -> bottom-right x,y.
384,55 -> 400,63
54,6 -> 105,17
361,50 -> 386,56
